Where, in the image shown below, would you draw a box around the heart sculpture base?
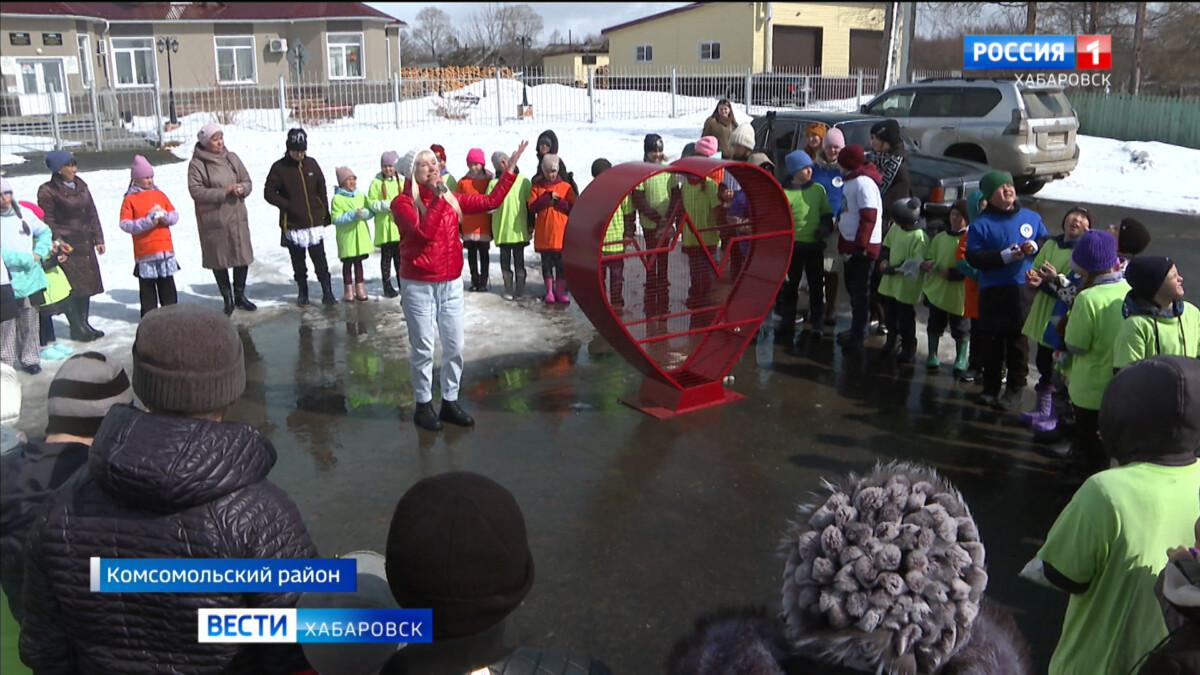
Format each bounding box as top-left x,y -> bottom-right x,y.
620,380 -> 746,420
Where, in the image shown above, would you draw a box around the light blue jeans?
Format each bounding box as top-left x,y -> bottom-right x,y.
400,279 -> 465,404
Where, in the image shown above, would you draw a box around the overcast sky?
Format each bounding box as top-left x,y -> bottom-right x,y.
364,2 -> 693,43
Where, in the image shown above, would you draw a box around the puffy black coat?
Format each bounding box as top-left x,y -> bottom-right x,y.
263,154 -> 331,235
18,404 -> 317,674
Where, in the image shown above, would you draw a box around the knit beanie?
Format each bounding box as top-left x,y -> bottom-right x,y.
466,148 -> 485,167
0,178 -> 11,194
286,128 -> 307,151
394,148 -> 419,178
335,166 -> 355,186
870,119 -> 903,151
822,127 -> 845,149
491,151 -> 509,175
1070,229 -> 1119,274
890,197 -> 923,227
780,462 -> 988,675
430,144 -> 447,163
591,158 -> 612,178
729,124 -> 756,151
132,304 -> 245,414
695,135 -> 719,158
385,471 -> 535,640
541,153 -> 560,174
1125,256 -> 1175,301
0,363 -> 20,427
805,122 -> 828,140
45,150 -> 75,174
1101,355 -> 1200,463
950,199 -> 969,222
979,170 -> 1013,202
380,150 -> 399,168
785,150 -> 814,175
130,155 -> 154,180
747,152 -> 775,172
644,133 -> 664,155
837,144 -> 865,171
1116,217 -> 1151,256
965,189 -> 986,223
46,352 -> 133,437
665,606 -> 790,675
197,123 -> 222,146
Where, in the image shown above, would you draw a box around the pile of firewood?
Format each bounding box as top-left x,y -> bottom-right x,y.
399,66 -> 515,97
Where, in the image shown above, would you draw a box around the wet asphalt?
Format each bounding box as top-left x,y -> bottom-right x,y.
9,198 -> 1197,672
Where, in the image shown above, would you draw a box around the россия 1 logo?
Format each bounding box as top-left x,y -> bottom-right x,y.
963,35 -> 1111,70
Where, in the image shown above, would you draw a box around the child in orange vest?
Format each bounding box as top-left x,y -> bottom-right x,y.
119,155 -> 179,317
456,148 -> 494,292
528,154 -> 576,304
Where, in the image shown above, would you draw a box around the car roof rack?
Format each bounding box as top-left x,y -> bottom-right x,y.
916,76 -> 1019,83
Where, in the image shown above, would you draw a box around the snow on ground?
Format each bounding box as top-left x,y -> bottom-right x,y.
2,78 -> 1197,379
1,152 -> 27,166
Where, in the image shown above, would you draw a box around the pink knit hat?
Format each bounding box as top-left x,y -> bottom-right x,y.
197,123 -> 222,146
466,148 -> 485,167
695,136 -> 719,158
335,166 -> 355,185
822,127 -> 845,148
131,155 -> 154,180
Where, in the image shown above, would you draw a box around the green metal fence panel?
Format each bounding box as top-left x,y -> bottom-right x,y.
1069,91 -> 1200,149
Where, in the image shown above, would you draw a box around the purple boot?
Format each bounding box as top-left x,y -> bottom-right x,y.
554,278 -> 571,304
1020,383 -> 1055,426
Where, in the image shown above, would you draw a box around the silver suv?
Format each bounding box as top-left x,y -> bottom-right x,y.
860,78 -> 1079,194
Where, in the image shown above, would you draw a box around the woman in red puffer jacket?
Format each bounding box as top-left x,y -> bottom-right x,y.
390,140 -> 528,433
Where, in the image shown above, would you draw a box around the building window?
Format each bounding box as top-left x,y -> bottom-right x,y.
699,41 -> 721,62
215,36 -> 256,84
634,44 -> 653,63
327,32 -> 364,79
77,35 -> 92,88
113,37 -> 155,87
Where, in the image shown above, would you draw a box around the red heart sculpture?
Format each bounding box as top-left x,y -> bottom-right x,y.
564,157 -> 793,418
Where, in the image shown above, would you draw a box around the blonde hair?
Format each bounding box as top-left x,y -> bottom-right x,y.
408,149 -> 462,222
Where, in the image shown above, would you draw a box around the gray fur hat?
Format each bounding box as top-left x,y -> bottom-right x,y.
779,462 -> 988,675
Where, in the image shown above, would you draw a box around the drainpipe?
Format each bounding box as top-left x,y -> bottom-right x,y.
763,2 -> 773,73
100,19 -> 112,88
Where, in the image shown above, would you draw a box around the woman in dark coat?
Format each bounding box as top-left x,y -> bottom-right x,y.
37,150 -> 105,342
187,123 -> 257,315
264,128 -> 336,307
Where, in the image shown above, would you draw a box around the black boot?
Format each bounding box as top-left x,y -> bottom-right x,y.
478,272 -> 489,293
439,399 -> 475,427
81,297 -> 104,338
502,271 -> 515,300
215,272 -> 235,316
413,401 -> 442,431
514,269 -> 526,298
232,266 -> 257,311
382,277 -> 399,299
296,277 -> 310,306
65,298 -> 96,342
318,272 -> 338,307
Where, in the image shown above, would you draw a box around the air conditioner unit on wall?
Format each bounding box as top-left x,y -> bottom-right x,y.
269,38 -> 288,53
97,39 -> 107,55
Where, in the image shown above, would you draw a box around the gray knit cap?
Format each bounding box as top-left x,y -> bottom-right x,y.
780,462 -> 988,675
132,304 -> 245,414
46,352 -> 133,437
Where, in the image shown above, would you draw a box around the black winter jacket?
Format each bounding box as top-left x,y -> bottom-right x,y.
264,154 -> 331,234
18,404 -> 318,674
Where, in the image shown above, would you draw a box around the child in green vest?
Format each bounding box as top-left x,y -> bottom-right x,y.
631,134 -> 672,319
1114,256 -> 1200,368
1063,230 -> 1131,481
777,150 -> 833,345
1019,207 -> 1090,431
367,151 -> 402,298
877,198 -> 928,363
489,151 -> 532,301
331,166 -> 373,302
920,199 -> 970,375
591,159 -> 636,310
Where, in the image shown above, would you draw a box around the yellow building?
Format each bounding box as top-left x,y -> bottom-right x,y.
542,48 -> 611,86
602,2 -> 885,73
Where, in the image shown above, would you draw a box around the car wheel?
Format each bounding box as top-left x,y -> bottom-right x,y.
944,145 -> 987,165
1016,179 -> 1046,195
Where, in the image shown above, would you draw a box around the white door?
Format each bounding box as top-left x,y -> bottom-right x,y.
16,59 -> 70,116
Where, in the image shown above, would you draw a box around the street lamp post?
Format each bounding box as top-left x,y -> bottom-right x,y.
156,36 -> 179,125
515,35 -> 532,107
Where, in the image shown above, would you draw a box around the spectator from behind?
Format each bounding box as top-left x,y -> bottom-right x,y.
19,304 -> 318,673
1024,355 -> 1200,675
0,352 -> 133,623
1114,256 -> 1200,369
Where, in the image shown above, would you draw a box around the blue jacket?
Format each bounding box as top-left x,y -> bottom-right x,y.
964,204 -> 1047,290
811,157 -> 844,217
0,207 -> 52,300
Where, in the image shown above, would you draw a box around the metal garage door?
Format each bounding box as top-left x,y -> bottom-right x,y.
772,26 -> 822,70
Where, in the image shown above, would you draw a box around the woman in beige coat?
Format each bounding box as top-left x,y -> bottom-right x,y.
701,99 -> 738,159
187,123 -> 256,315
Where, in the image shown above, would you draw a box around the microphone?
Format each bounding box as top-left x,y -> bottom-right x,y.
434,182 -> 449,195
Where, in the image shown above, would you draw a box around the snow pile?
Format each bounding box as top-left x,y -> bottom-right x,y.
1039,135 -> 1200,214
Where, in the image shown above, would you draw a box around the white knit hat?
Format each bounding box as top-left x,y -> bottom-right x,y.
394,148 -> 420,179
1,363 -> 21,427
729,124 -> 756,151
